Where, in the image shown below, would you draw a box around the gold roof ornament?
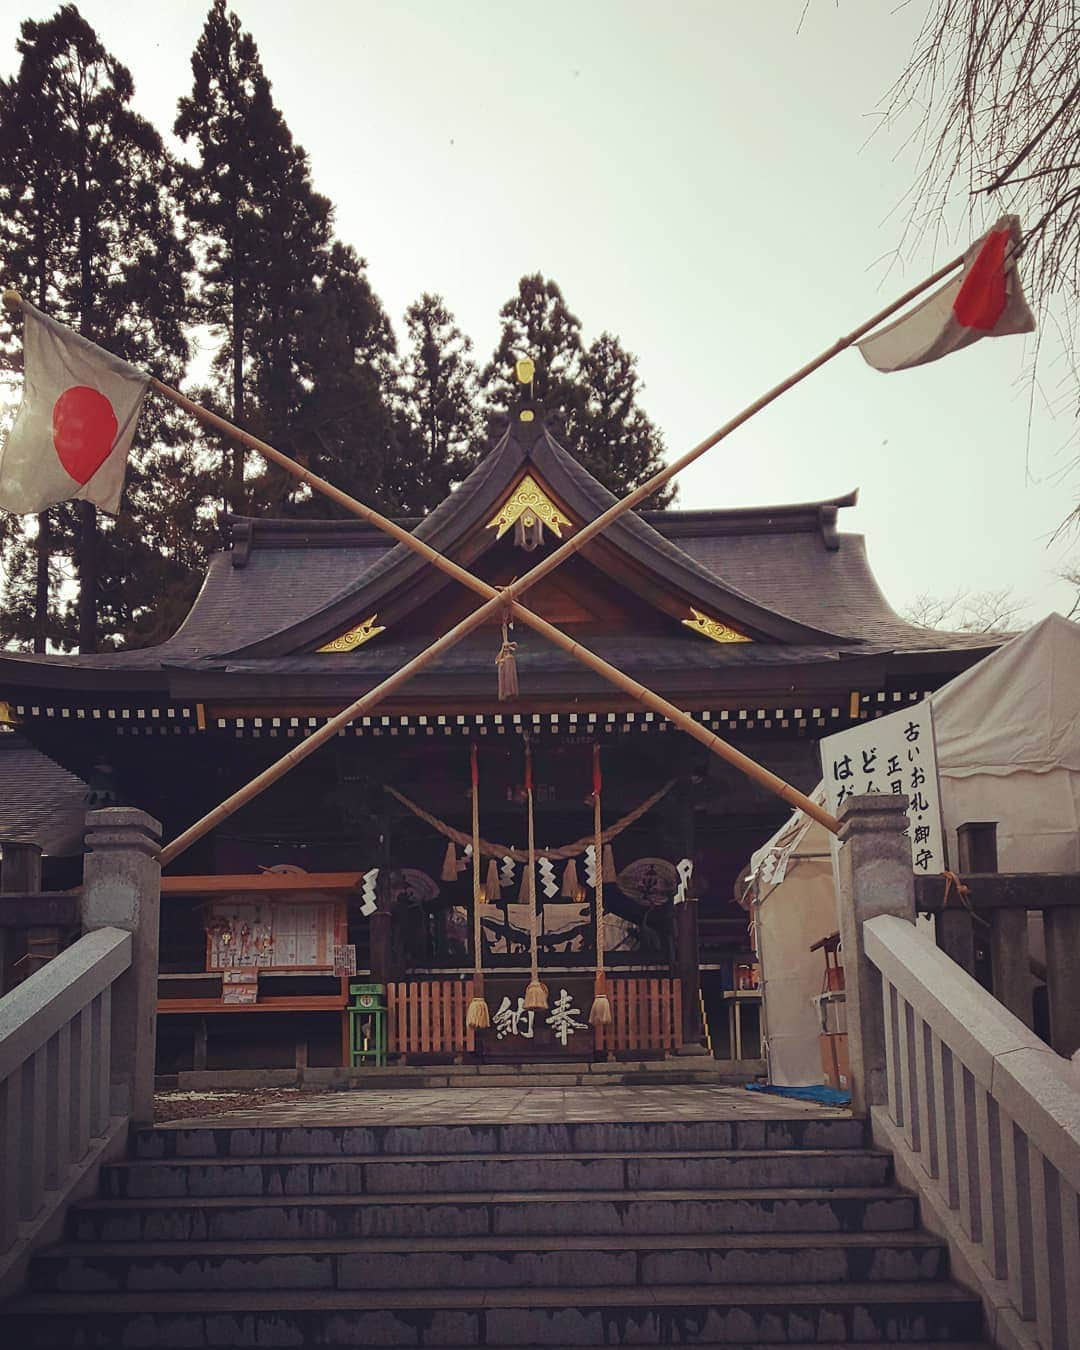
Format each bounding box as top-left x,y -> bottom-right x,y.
515,356 -> 535,386
316,614 -> 386,653
486,473 -> 572,542
681,608 -> 752,644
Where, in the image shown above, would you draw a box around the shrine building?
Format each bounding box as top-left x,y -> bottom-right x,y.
0,391 -> 996,1072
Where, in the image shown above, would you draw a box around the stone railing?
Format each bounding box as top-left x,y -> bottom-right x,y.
865,913 -> 1080,1350
838,793 -> 1080,1350
0,809 -> 160,1300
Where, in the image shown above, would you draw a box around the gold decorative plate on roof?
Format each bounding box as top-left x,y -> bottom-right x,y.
486,473 -> 572,541
682,608 -> 752,644
316,614 -> 386,653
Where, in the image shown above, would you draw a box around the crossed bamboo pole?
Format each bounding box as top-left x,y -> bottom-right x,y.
5,253 -> 966,864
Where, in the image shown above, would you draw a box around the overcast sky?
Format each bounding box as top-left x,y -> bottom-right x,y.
2,0 -> 1075,626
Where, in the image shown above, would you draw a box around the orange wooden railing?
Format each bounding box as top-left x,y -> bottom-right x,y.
595,976 -> 682,1053
387,975 -> 681,1058
387,979 -> 476,1056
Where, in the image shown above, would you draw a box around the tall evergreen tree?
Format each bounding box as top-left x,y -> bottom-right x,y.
175,0 -> 334,512
276,240 -> 403,516
483,273 -> 672,504
0,3 -> 199,652
398,293 -> 482,508
578,332 -> 671,507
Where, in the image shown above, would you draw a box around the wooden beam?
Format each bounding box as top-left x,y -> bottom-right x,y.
160,872 -> 364,893
916,873 -> 1080,911
0,894 -> 80,927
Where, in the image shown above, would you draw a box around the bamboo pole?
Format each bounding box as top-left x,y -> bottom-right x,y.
3,261 -> 965,858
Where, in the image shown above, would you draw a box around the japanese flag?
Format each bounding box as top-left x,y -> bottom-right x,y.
0,301 -> 150,515
858,216 -> 1035,372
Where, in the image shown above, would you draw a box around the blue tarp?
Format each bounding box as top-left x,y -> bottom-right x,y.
745,1082 -> 851,1107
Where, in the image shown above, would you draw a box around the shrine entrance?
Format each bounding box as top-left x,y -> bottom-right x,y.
155,731 -> 769,1075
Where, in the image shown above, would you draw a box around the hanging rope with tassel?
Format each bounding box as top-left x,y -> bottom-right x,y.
522,737 -> 548,1011
495,605 -> 519,701
465,742 -> 490,1029
589,742 -> 613,1027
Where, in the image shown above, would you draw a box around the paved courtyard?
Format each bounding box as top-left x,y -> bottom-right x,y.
155,1084 -> 847,1129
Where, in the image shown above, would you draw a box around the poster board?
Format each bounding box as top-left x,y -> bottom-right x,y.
821,701 -> 946,874
206,896 -> 340,970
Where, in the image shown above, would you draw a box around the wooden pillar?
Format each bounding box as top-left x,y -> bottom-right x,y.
1044,903 -> 1080,1057
192,1017 -> 208,1072
1,841 -> 43,992
370,911 -> 393,986
672,773 -> 706,1055
935,909 -> 976,975
675,896 -> 706,1054
959,822 -> 1032,1029
370,805 -> 395,987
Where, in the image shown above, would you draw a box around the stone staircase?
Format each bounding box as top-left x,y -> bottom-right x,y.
2,1112 -> 989,1347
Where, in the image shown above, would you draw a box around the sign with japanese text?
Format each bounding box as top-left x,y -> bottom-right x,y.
477,976 -> 595,1060
821,702 -> 945,874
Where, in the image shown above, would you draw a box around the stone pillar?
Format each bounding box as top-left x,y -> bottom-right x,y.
835,794 -> 916,1116
80,808 -> 161,1124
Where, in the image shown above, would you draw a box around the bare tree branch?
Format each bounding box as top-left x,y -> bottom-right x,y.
902,586 -> 1027,632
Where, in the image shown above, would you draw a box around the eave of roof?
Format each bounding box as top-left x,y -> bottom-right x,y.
222,409 -> 849,657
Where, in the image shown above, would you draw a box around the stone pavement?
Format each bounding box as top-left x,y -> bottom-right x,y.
155,1083 -> 846,1129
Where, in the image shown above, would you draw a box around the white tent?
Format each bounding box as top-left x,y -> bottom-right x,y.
749,613 -> 1080,1086
930,613 -> 1080,871
749,806 -> 837,1087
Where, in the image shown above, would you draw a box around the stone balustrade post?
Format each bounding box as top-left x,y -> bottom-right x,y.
835,794 -> 916,1116
80,808 -> 161,1124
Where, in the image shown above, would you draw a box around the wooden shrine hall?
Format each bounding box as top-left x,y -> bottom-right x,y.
0,394 -> 995,1072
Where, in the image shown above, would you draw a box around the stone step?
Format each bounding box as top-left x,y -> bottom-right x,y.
31,1231 -> 948,1293
135,1114 -> 865,1160
69,1186 -> 918,1242
171,1059 -> 766,1092
2,1281 -> 985,1346
101,1147 -> 892,1198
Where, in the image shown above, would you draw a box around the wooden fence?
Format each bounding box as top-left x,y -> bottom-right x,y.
387,980 -> 476,1056
595,976 -> 682,1053
387,975 -> 682,1058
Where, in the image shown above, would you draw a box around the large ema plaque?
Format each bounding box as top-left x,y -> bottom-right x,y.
477,976 -> 595,1060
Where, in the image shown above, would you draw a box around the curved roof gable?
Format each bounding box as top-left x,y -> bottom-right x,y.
225,406 -> 849,658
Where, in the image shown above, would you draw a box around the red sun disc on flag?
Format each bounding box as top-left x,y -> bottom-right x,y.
52,386 -> 118,484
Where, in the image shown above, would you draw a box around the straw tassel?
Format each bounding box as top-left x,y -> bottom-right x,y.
589,970 -> 612,1026
523,978 -> 549,1010
602,843 -> 617,884
466,972 -> 490,1028
484,858 -> 501,900
561,857 -> 584,901
496,609 -> 519,701
466,742 -> 490,1029
589,744 -> 613,1028
440,840 -> 460,882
